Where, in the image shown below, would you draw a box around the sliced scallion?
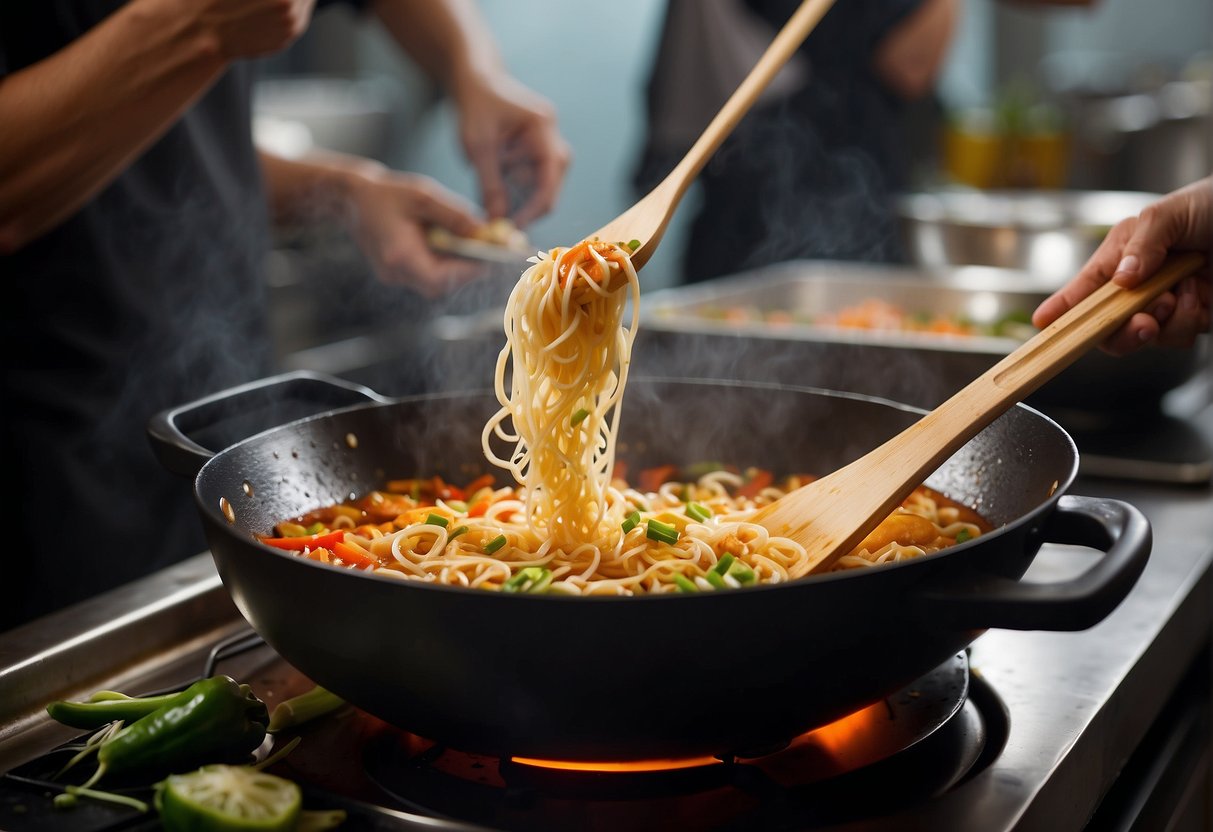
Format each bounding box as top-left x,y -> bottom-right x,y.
646,519 -> 680,545
671,574 -> 697,593
449,525 -> 470,541
955,529 -> 972,544
621,510 -> 641,533
503,566 -> 552,594
571,408 -> 589,426
711,553 -> 736,576
727,561 -> 756,584
705,570 -> 727,590
686,502 -> 712,523
484,534 -> 508,554
425,513 -> 449,528
627,239 -> 641,251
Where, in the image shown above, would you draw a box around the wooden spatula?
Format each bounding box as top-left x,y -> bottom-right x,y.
751,251 -> 1208,578
585,0 -> 836,282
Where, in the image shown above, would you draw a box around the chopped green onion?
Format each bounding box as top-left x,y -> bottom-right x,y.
425,513 -> 449,528
711,553 -> 736,576
955,528 -> 972,543
627,239 -> 641,251
686,502 -> 712,523
449,525 -> 470,540
447,500 -> 468,512
305,521 -> 325,535
484,534 -> 508,554
671,574 -> 697,593
727,561 -> 756,584
704,571 -> 727,590
646,519 -> 680,545
621,510 -> 641,533
571,408 -> 590,426
268,686 -> 345,733
503,566 -> 552,594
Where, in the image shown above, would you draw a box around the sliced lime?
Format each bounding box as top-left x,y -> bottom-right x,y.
157,765 -> 301,832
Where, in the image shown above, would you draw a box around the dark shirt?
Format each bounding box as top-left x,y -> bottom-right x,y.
635,0 -> 924,282
0,1 -> 355,629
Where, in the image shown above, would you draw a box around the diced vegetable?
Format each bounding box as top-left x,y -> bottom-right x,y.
736,469 -> 774,499
448,525 -> 470,541
705,571 -> 727,590
425,513 -> 449,528
259,530 -> 346,551
484,534 -> 508,554
686,502 -> 712,522
955,528 -> 972,543
711,554 -> 736,576
621,510 -> 641,533
727,561 -> 756,584
571,408 -> 589,426
333,541 -> 376,569
646,519 -> 680,545
671,574 -> 697,593
502,566 -> 553,594
268,686 -> 345,733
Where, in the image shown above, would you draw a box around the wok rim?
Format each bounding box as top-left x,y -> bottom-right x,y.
193,377 -> 1079,604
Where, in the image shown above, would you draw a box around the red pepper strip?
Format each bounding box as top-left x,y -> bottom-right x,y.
333,541 -> 377,568
467,500 -> 491,518
638,465 -> 679,493
463,474 -> 495,495
737,469 -> 774,499
260,529 -> 346,551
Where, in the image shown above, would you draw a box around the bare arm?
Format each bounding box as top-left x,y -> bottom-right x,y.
872,0 -> 960,100
0,0 -> 315,255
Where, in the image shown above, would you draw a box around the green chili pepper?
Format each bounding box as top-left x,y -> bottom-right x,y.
48,690 -> 182,730
87,676 -> 268,787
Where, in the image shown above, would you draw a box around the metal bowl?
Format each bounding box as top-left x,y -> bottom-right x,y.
896,190 -> 1160,282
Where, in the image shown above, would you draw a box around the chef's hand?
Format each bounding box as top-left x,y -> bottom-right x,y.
345,166 -> 486,298
452,71 -> 570,227
1032,177 -> 1212,355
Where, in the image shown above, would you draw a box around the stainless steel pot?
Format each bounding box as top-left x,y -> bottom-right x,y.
896,189 -> 1160,281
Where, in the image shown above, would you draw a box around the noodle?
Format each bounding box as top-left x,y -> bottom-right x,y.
264,242 -> 990,594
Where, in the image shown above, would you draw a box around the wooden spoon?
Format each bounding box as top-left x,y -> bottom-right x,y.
751,251 -> 1208,578
582,0 -> 837,287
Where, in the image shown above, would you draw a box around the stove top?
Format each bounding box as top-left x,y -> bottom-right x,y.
3,394 -> 1213,831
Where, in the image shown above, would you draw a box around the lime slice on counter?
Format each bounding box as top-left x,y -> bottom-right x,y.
156,765 -> 302,832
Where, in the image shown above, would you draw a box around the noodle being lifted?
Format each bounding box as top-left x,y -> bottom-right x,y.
262,242 -> 990,593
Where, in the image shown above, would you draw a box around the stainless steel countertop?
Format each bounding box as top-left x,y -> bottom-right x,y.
2,376 -> 1212,830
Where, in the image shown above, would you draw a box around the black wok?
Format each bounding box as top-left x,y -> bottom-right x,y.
149,373 -> 1150,761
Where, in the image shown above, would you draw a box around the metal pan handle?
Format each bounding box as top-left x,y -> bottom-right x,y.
918,495 -> 1151,631
147,371 -> 387,478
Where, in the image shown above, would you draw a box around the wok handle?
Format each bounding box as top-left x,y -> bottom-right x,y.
920,495 -> 1151,631
147,371 -> 387,478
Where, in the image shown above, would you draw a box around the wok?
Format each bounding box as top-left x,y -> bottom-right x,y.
149,373 -> 1150,761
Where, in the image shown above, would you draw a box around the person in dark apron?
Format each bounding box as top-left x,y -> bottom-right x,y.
634,0 -> 957,283
0,0 -> 569,630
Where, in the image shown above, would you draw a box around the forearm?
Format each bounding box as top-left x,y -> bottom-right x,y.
369,0 -> 502,98
258,149 -> 385,228
872,0 -> 959,100
0,0 -> 227,253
